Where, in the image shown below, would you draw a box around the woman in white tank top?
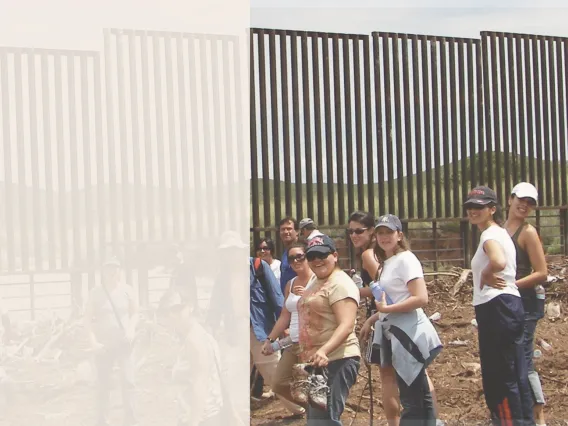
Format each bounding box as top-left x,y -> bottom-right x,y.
262,243 -> 313,409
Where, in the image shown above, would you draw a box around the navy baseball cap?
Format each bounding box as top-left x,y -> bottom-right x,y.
375,214 -> 402,232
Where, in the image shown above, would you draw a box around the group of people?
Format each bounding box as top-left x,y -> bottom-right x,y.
250,181 -> 548,426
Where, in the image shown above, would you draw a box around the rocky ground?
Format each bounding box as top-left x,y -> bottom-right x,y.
251,257 -> 568,426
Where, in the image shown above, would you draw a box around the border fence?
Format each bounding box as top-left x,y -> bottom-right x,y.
250,28 -> 568,266
0,29 -> 248,319
1,28 -> 567,318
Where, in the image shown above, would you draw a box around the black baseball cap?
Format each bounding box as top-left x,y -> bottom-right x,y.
305,234 -> 337,254
375,214 -> 403,232
464,186 -> 498,206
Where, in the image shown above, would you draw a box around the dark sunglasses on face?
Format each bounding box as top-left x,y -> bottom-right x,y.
257,246 -> 270,252
347,228 -> 368,235
465,203 -> 486,210
306,251 -> 332,262
288,253 -> 306,263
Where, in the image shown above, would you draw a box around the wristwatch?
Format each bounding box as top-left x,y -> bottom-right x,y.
267,337 -> 276,343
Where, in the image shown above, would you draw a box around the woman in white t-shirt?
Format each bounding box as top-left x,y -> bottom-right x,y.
262,243 -> 313,412
464,186 -> 533,425
360,214 -> 442,426
256,238 -> 282,281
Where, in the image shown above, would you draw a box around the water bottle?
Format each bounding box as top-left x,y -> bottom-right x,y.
352,274 -> 363,289
268,336 -> 294,354
536,284 -> 546,318
369,281 -> 393,305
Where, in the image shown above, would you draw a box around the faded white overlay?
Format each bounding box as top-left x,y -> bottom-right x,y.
0,1 -> 249,425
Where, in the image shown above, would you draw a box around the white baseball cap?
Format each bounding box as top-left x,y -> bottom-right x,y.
511,182 -> 538,203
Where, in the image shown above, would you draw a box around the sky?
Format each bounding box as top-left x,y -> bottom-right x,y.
0,0 -> 248,50
251,2 -> 568,39
3,0 -> 567,50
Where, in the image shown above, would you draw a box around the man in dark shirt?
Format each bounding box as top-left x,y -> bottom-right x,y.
278,217 -> 299,294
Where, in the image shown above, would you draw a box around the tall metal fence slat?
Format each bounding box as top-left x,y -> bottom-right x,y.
312,36 -> 325,224
431,38 -> 443,217
332,34 -> 345,223
269,31 -> 282,228
353,38 -> 365,212
449,40 -> 460,217
291,32 -> 303,222
421,35 -> 434,217
279,31 -> 294,219
532,36 -> 544,196
382,34 -> 395,213
2,28 -> 568,284
560,40 -> 568,207
322,34 -> 336,224
372,33 -> 386,216
301,33 -> 315,220
363,36 -> 375,217
411,35 -> 423,218
342,37 -> 354,219
402,34 -> 414,219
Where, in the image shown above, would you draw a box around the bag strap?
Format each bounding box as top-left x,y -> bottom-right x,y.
254,257 -> 262,275
101,282 -> 126,332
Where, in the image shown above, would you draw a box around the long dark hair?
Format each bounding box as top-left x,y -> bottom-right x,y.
348,211 -> 377,252
489,202 -> 505,226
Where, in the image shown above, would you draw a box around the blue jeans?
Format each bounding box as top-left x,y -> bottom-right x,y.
523,317 -> 545,405
307,357 -> 360,426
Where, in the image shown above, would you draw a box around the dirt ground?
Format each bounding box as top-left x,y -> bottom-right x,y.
251,257 -> 568,426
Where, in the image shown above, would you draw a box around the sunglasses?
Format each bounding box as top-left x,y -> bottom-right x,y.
464,203 -> 488,210
288,253 -> 306,263
306,251 -> 333,262
257,246 -> 270,252
347,228 -> 368,235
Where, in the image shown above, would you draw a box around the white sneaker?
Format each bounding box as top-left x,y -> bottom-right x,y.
308,373 -> 329,411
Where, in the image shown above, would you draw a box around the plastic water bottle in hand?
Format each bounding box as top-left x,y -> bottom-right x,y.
369,281 -> 393,305
267,336 -> 294,354
352,274 -> 363,289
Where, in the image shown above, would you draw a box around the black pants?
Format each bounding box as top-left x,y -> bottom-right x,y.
475,294 -> 534,426
395,368 -> 436,426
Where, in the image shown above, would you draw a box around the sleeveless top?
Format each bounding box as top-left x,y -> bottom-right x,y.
361,268 -> 373,286
511,223 -> 539,316
359,251 -> 380,319
285,277 -> 301,343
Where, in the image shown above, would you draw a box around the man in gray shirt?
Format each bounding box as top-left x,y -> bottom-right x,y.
84,258 -> 139,426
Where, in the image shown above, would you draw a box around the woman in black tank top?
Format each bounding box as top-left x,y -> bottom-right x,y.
505,182 -> 548,426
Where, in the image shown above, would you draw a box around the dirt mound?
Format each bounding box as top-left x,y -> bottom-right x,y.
251,257 -> 568,425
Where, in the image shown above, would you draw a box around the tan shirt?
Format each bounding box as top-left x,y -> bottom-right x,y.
297,269 -> 361,362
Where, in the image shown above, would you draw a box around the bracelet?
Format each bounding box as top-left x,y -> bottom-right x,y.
267,337 -> 275,343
